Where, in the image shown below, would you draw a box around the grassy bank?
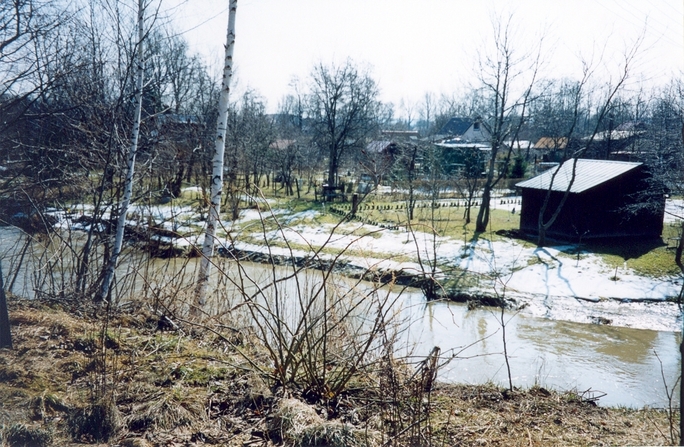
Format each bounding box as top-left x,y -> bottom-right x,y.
0,298 -> 677,446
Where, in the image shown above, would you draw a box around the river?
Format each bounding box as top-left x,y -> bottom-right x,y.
0,226 -> 679,408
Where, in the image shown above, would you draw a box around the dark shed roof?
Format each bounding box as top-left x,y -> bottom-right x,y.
516,159 -> 642,194
439,117 -> 475,136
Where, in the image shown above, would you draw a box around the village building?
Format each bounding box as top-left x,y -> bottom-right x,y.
436,117 -> 491,143
516,159 -> 665,241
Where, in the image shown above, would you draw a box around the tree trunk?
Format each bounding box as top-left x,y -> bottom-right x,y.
537,224 -> 547,247
680,331 -> 684,446
475,148 -> 497,232
0,261 -> 12,349
676,222 -> 684,446
97,0 -> 145,303
326,148 -> 338,201
475,185 -> 491,232
193,0 -> 237,316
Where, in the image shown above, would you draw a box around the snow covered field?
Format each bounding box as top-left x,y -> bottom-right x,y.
49,196 -> 684,332
227,198 -> 683,332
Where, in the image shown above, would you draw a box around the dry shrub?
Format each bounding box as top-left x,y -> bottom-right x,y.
268,398 -> 322,443
30,392 -> 70,420
9,305 -> 90,336
269,398 -> 380,447
127,392 -> 205,431
0,364 -> 21,382
4,423 -> 52,447
298,422 -> 380,447
8,310 -> 45,326
68,399 -> 121,442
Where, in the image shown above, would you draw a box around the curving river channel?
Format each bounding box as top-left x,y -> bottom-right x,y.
0,226 -> 679,408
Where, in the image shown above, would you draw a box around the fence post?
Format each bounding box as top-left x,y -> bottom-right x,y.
0,260 -> 12,349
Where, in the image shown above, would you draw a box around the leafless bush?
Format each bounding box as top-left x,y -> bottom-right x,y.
208,201 -> 406,402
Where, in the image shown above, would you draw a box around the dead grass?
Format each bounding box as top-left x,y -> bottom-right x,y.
0,298 -> 676,446
429,384 -> 675,446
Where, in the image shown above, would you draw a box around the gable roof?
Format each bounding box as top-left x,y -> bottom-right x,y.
535,137 -> 568,150
516,159 -> 642,194
366,140 -> 393,153
439,117 -> 475,136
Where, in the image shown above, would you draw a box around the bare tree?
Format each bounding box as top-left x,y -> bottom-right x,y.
97,0 -> 147,302
0,0 -> 69,131
307,60 -> 380,200
625,80 -> 684,444
0,0 -> 76,205
409,142 -> 449,300
273,96 -> 310,198
535,42 -> 640,247
232,90 -> 274,202
399,98 -> 416,130
390,141 -> 421,220
194,0 -> 237,314
459,148 -> 485,224
474,14 -> 544,233
419,92 -> 435,136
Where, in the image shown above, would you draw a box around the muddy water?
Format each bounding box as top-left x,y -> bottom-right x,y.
0,227 -> 679,408
402,293 -> 680,408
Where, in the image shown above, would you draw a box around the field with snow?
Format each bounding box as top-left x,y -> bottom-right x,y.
51,195 -> 684,332
223,198 -> 684,332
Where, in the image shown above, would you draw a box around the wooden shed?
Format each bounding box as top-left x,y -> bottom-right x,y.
516,159 -> 664,241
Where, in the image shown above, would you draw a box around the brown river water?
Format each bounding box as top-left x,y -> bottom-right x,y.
0,225 -> 679,408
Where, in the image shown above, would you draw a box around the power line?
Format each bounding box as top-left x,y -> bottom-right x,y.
163,3 -> 229,42
601,0 -> 681,49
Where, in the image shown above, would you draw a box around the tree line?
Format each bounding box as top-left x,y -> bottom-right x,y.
1,1 -> 684,291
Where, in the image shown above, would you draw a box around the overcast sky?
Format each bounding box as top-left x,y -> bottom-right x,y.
163,0 -> 683,114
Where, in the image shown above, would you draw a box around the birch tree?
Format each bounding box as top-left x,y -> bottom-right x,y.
97,0 -> 146,302
193,0 -> 237,314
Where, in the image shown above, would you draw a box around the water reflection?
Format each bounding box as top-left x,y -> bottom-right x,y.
0,226 -> 679,408
404,295 -> 680,408
519,320 -> 658,365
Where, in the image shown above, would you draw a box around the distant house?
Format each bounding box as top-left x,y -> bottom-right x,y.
270,139 -> 297,151
434,141 -> 490,176
365,140 -> 397,155
516,159 -> 665,240
532,137 -> 572,165
154,113 -> 202,143
535,137 -> 568,151
437,117 -> 491,143
533,123 -> 648,164
359,140 -> 399,180
587,121 -> 647,161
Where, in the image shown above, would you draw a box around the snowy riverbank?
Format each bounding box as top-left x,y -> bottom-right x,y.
48,195 -> 684,332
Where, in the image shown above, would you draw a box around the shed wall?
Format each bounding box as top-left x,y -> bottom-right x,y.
519,168 -> 663,240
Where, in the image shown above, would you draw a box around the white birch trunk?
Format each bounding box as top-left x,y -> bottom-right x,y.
192,0 -> 237,315
97,0 -> 145,302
